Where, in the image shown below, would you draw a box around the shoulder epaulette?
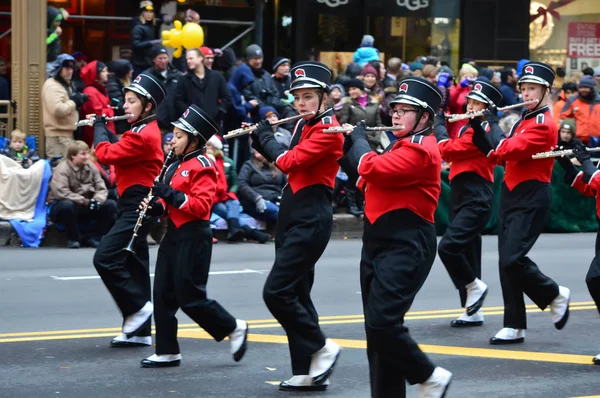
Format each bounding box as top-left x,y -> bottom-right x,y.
536,114 -> 545,124
131,124 -> 147,133
481,121 -> 490,132
196,155 -> 212,167
410,135 -> 424,145
321,116 -> 333,125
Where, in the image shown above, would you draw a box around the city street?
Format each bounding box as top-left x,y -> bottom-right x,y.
1,234 -> 599,397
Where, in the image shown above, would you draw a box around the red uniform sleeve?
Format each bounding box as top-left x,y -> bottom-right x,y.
358,144 -> 433,189
275,126 -> 344,173
438,133 -> 482,162
494,123 -> 553,161
95,132 -> 147,166
178,167 -> 217,217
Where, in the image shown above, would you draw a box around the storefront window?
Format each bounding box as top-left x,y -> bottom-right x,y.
530,0 -> 600,76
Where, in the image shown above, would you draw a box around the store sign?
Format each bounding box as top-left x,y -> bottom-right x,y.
314,0 -> 361,15
367,0 -> 431,17
317,0 -> 349,7
567,22 -> 600,58
396,0 -> 429,11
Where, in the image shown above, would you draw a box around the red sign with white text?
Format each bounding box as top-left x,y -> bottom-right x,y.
568,22 -> 600,58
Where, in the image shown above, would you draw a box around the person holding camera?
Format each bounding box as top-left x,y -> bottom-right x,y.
42,54 -> 89,158
448,64 -> 478,139
47,140 -> 117,249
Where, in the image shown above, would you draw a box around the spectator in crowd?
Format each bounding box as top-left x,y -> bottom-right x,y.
47,141 -> 117,249
448,63 -> 478,138
271,57 -> 291,100
353,34 -> 380,66
200,46 -> 215,69
216,48 -> 239,82
384,57 -> 401,87
42,54 -> 88,158
328,83 -> 345,120
175,48 -> 231,126
478,68 -> 494,81
80,61 -> 115,147
499,68 -> 518,107
238,148 -> 286,223
243,44 -> 296,128
410,61 -> 423,77
258,106 -> 292,148
1,129 -> 39,168
436,66 -> 454,112
144,46 -> 182,131
105,59 -> 133,135
560,76 -> 600,146
90,150 -> 118,201
162,132 -> 173,158
131,1 -> 161,78
557,118 -> 582,152
46,6 -> 66,63
362,63 -> 384,103
594,67 -> 600,94
554,67 -> 566,92
583,67 -> 595,77
71,52 -> 88,94
422,64 -> 440,86
553,82 -> 577,127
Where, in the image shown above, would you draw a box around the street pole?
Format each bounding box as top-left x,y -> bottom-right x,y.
254,0 -> 264,47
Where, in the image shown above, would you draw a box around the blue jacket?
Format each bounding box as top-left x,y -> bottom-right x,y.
353,47 -> 380,66
225,63 -> 255,132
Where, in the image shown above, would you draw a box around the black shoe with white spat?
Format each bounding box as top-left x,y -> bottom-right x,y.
110,333 -> 152,347
140,354 -> 182,368
279,376 -> 329,392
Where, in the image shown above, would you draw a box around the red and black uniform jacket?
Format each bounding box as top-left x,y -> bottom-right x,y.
94,114 -> 163,199
155,149 -> 217,228
437,121 -> 498,182
252,109 -> 344,193
484,106 -> 557,191
80,61 -> 115,147
341,129 -> 441,224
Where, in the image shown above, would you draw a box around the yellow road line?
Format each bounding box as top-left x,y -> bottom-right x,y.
0,301 -> 595,340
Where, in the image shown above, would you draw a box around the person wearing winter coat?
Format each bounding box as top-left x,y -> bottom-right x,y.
448,64 -> 478,139
131,1 -> 160,78
217,48 -> 239,82
80,61 -> 115,147
271,57 -> 291,100
559,76 -> 600,145
105,60 -> 133,135
258,106 -> 292,149
352,35 -> 380,67
328,83 -> 346,120
238,149 -> 287,223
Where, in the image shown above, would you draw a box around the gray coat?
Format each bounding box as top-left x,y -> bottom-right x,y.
238,159 -> 287,204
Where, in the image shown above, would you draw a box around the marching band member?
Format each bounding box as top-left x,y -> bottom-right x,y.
251,62 -> 344,391
434,77 -> 503,327
556,146 -> 600,364
139,105 -> 248,368
339,77 -> 452,397
471,62 -> 571,344
92,74 -> 165,347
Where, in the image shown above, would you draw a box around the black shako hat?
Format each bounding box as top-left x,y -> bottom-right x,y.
388,77 -> 442,116
518,61 -> 555,88
466,77 -> 503,106
289,61 -> 331,93
172,104 -> 219,143
124,73 -> 166,109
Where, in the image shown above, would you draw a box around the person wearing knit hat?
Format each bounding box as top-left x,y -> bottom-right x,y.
272,57 -> 291,99
246,44 -> 263,60
79,60 -> 115,147
472,60 -> 571,345
150,45 -> 168,61
361,64 -> 382,97
328,83 -> 346,118
557,118 -> 581,150
559,74 -> 600,144
352,34 -> 380,66
201,46 -> 215,69
257,106 -> 292,148
162,132 -> 174,156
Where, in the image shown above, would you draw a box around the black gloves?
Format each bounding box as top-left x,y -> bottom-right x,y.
152,182 -> 187,208
556,156 -> 579,185
254,120 -> 273,139
351,120 -> 367,143
255,120 -> 286,162
70,92 -> 88,108
89,199 -> 100,211
471,119 -> 494,156
433,111 -> 449,142
145,199 -> 165,217
92,115 -> 107,127
483,107 -> 499,124
573,144 -> 591,163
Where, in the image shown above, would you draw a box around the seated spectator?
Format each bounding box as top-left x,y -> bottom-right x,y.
80,61 -> 115,147
258,106 -> 292,148
1,129 -> 39,169
238,149 -> 286,223
47,141 -> 117,248
207,135 -> 270,243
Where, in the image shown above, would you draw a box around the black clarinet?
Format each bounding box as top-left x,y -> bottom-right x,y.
123,150 -> 175,253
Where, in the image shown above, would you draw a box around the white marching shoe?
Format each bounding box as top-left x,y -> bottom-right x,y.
489,327 -> 525,345
123,301 -> 153,334
140,353 -> 182,368
229,319 -> 248,362
465,278 -> 488,316
309,339 -> 341,385
550,286 -> 570,330
110,333 -> 152,347
279,375 -> 329,392
419,367 -> 452,398
450,310 -> 484,327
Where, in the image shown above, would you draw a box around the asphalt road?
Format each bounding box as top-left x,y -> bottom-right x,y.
1,234 -> 599,398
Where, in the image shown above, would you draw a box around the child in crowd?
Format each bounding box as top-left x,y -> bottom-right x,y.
1,129 -> 39,169
259,106 -> 291,149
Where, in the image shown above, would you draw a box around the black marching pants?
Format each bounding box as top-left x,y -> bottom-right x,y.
438,173 -> 493,307
263,185 -> 332,375
361,210 -> 437,398
587,227 -> 600,314
498,181 -> 559,329
154,220 -> 237,355
93,193 -> 154,337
